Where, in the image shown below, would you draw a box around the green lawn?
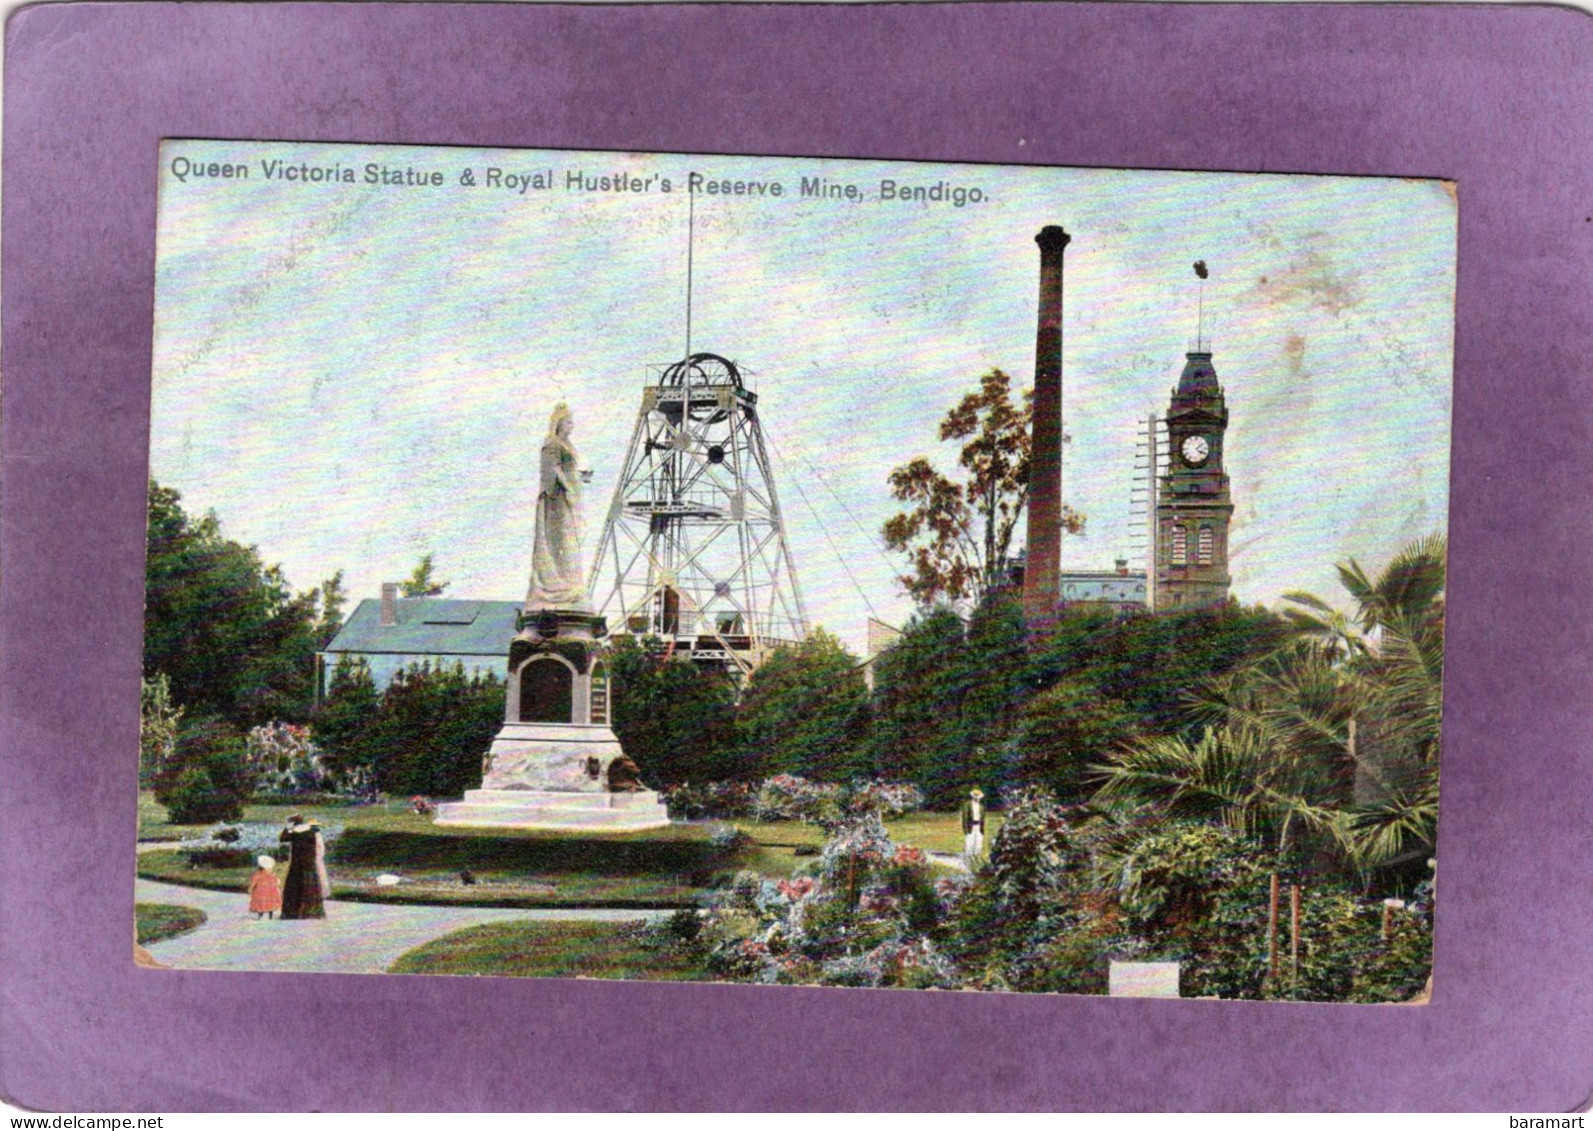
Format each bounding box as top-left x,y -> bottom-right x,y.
135,902 -> 207,945
137,792 -> 978,908
389,920 -> 710,980
136,811 -> 807,908
136,792 -> 214,842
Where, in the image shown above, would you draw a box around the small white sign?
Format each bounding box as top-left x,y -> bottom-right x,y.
1108,961 -> 1181,998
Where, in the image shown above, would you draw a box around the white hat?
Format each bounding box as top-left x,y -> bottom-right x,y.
257,855 -> 275,869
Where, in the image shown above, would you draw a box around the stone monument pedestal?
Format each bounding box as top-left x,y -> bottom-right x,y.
433,721 -> 670,831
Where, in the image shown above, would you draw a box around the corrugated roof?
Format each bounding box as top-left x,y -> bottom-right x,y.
324,597 -> 521,656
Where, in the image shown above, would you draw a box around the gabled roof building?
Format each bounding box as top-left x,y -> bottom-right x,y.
317,583 -> 521,696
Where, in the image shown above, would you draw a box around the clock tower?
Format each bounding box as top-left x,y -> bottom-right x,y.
1154,349 -> 1233,608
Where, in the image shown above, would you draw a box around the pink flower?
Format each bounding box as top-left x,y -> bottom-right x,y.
778,877 -> 816,901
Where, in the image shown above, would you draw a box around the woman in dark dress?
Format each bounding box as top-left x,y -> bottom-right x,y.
279,814 -> 328,919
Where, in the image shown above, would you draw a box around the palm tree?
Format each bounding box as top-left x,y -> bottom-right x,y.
1334,532 -> 1447,635
1286,535 -> 1445,872
1095,533 -> 1447,880
1091,723 -> 1339,856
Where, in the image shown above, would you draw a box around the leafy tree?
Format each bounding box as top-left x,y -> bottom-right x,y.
735,629 -> 870,781
401,553 -> 449,597
866,597 -> 1287,808
317,569 -> 348,646
311,656 -> 381,781
954,591 -> 1031,791
232,586 -> 324,725
883,369 -> 1083,607
608,637 -> 738,785
360,662 -> 505,797
867,607 -> 967,787
868,594 -> 1027,805
1013,678 -> 1139,802
1027,603 -> 1294,741
154,717 -> 255,823
139,673 -> 184,785
143,481 -> 329,729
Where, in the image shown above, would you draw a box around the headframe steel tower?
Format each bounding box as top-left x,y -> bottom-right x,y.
589,351 -> 809,675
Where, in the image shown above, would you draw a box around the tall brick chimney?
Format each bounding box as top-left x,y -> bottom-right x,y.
1023,225 -> 1071,628
380,582 -> 399,627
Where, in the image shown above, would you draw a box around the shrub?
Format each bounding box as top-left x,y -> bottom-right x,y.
1098,822 -> 1433,1001
708,824 -> 753,852
1349,902 -> 1433,1003
154,718 -> 254,824
844,779 -> 925,818
663,777 -> 923,823
184,847 -> 258,869
361,662 -> 505,798
1012,908 -> 1150,995
754,774 -> 843,825
245,721 -> 326,795
661,780 -> 755,820
694,813 -> 965,990
1012,679 -> 1139,803
946,787 -> 1086,979
177,820 -> 342,869
1100,822 -> 1277,998
662,908 -> 703,944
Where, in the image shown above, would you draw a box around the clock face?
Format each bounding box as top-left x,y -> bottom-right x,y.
1181,435 -> 1211,466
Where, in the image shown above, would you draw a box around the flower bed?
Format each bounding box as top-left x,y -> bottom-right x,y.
176,820 -> 344,868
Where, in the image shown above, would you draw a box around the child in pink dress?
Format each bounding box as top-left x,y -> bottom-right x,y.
248,854 -> 282,919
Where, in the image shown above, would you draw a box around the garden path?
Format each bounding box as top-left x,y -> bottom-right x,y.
136,877 -> 663,974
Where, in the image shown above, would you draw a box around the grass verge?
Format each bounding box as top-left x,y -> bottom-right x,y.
135,902 -> 207,945
389,919 -> 709,980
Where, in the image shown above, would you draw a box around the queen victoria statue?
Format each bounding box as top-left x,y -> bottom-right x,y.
433,397 -> 669,831
527,403 -> 590,611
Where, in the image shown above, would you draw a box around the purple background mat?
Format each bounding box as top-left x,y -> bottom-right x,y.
3,1 -> 1592,1112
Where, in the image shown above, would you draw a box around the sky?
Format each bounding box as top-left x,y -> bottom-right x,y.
150,142 -> 1456,655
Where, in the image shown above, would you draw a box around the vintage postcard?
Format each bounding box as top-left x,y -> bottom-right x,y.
137,141 -> 1454,1001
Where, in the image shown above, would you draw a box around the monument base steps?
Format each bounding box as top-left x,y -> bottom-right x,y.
433,789 -> 671,832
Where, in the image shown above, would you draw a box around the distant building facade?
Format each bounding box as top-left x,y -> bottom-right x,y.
858,616 -> 906,690
317,583 -> 521,697
1058,560 -> 1148,611
1006,553 -> 1149,614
